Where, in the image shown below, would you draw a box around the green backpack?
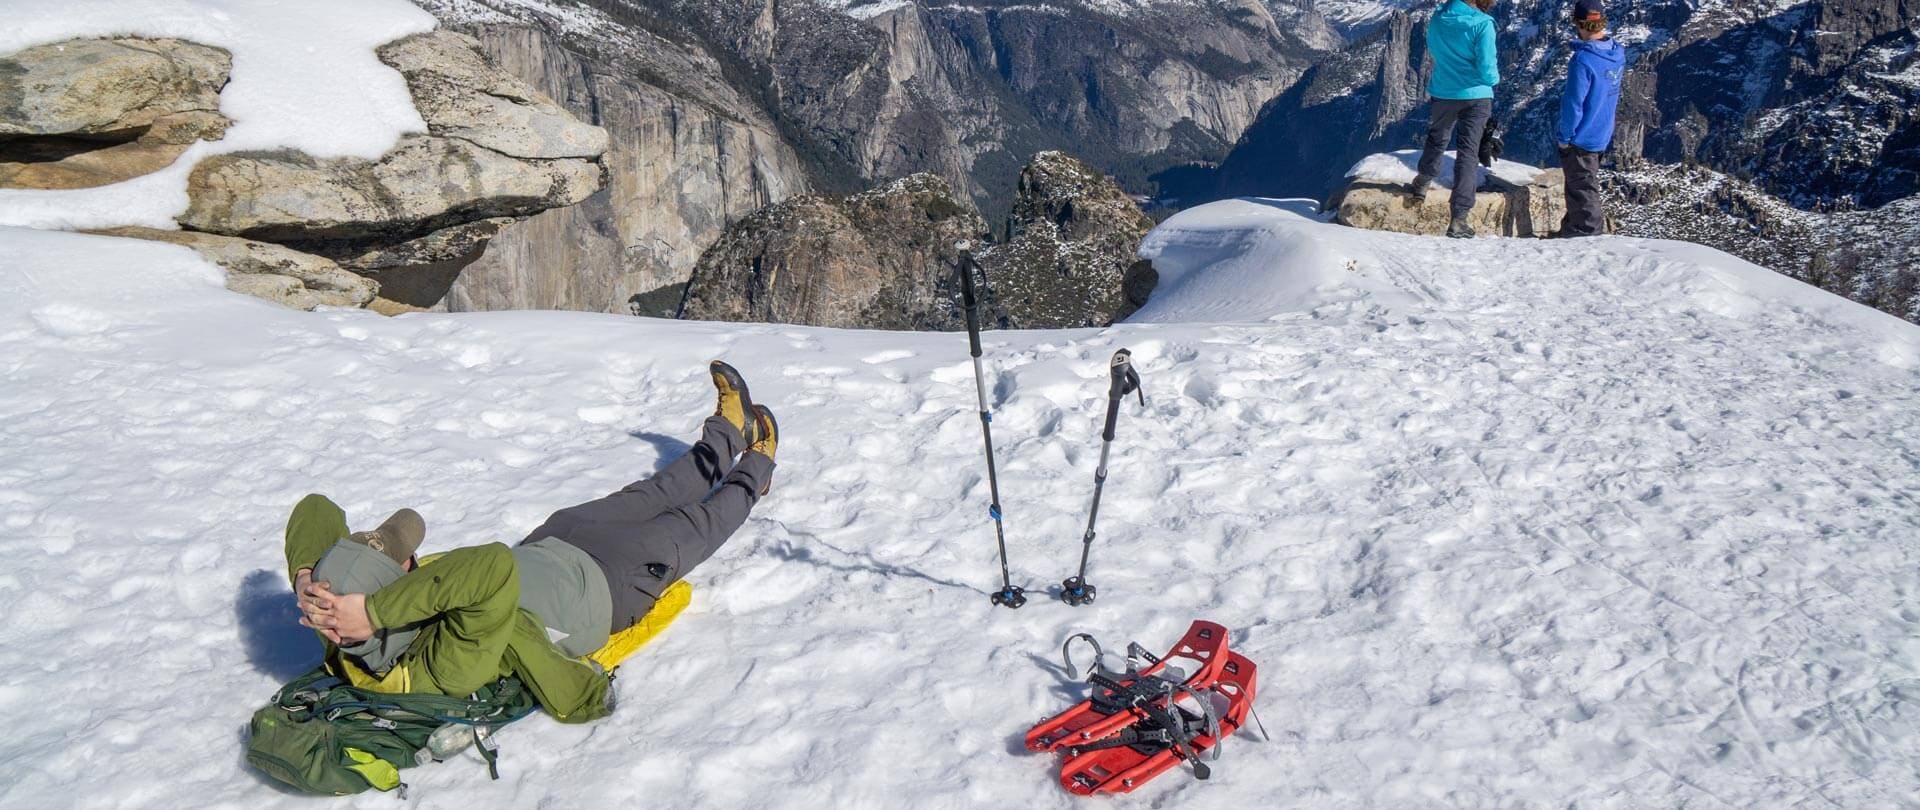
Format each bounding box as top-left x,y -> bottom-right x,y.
246,666 -> 539,796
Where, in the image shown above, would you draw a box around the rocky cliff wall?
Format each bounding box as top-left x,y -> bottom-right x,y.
416,5 -> 814,314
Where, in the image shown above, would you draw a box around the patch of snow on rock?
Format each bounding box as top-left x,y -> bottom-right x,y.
1346,149 -> 1546,190
0,0 -> 436,230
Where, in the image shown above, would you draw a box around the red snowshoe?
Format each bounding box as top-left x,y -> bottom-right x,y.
1025,620 -> 1230,753
1056,650 -> 1258,794
1024,620 -> 1261,795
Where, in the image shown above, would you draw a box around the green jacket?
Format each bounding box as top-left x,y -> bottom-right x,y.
282,494 -> 611,723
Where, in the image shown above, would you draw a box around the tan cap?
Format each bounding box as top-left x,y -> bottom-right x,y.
348,508 -> 425,568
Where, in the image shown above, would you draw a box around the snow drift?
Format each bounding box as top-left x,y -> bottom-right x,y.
4,193 -> 1919,806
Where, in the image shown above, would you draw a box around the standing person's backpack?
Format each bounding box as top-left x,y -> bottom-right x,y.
246,666 -> 537,797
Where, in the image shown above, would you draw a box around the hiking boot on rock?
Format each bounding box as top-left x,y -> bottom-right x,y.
1446,217 -> 1476,239
710,360 -> 759,446
1404,175 -> 1432,200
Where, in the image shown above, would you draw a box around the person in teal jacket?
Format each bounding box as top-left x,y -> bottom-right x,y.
1408,0 -> 1502,238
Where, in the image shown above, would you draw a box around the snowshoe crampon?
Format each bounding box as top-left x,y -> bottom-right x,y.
1023,620 -> 1260,795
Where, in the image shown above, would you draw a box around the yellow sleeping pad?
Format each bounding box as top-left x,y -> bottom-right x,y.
588,579 -> 692,672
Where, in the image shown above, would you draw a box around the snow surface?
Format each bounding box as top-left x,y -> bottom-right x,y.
1347,149 -> 1547,191
5,203 -> 1920,807
0,0 -> 435,231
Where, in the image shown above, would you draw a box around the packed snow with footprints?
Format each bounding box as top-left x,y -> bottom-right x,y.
5,194 -> 1920,806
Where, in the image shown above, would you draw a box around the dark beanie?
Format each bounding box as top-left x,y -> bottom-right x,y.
1573,0 -> 1605,21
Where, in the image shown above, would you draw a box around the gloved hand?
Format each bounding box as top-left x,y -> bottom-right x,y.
1479,119 -> 1504,167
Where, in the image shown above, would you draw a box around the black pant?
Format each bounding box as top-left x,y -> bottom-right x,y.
1416,97 -> 1494,220
520,416 -> 773,631
1558,145 -> 1605,236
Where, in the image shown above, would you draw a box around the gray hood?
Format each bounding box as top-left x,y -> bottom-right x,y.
311,539 -> 421,674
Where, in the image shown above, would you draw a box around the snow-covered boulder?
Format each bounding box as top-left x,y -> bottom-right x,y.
377,31 -> 607,161
181,136 -> 600,241
0,38 -> 231,189
86,226 -> 377,310
1332,150 -> 1566,238
180,30 -> 606,247
978,151 -> 1157,328
0,24 -> 608,312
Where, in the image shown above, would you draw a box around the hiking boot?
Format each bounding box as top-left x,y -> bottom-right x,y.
749,405 -> 777,495
710,360 -> 759,446
1404,175 -> 1432,199
1446,218 -> 1475,239
750,405 -> 777,461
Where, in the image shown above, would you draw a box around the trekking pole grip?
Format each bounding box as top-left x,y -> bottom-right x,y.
958,248 -> 983,358
1103,349 -> 1137,441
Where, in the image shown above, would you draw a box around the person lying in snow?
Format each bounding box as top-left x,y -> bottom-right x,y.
281,361 -> 777,722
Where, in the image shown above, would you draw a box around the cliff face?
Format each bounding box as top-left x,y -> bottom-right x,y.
733,0 -> 1334,205
416,3 -> 814,313
1212,0 -> 1920,210
1212,10 -> 1426,204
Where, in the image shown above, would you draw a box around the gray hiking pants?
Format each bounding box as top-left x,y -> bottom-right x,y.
1416,97 -> 1494,220
1558,145 -> 1606,236
520,415 -> 773,631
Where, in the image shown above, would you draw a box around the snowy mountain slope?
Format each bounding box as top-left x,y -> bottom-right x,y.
4,202 -> 1920,806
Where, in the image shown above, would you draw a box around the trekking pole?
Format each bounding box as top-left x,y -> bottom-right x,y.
1060,348 -> 1143,606
958,245 -> 1026,609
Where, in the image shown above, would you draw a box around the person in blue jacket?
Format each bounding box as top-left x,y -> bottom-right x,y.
1408,0 -> 1501,239
1553,0 -> 1625,237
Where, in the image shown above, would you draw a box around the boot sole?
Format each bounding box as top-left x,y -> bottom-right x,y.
710,360 -> 758,447
752,405 -> 778,460
751,405 -> 778,494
